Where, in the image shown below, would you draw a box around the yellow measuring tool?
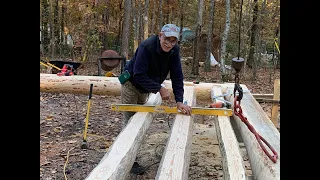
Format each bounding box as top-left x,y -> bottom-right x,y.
111,104 -> 232,116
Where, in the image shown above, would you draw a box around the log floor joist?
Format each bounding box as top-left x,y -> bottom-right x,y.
40,74 -> 280,180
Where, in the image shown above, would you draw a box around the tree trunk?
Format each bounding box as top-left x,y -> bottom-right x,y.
101,1 -> 109,51
41,0 -> 49,55
247,0 -> 258,69
60,0 -> 67,55
205,0 -> 215,72
178,0 -> 184,44
150,0 -> 156,35
220,0 -> 231,80
133,0 -> 139,51
116,2 -> 123,52
139,0 -> 144,43
165,0 -> 169,24
40,0 -> 43,55
50,0 -> 55,57
121,0 -> 131,60
191,0 -> 204,76
143,0 -> 149,39
40,73 -> 226,102
159,0 -> 163,30
54,0 -> 59,55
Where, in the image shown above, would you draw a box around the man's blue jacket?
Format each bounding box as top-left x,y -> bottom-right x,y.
124,35 -> 184,103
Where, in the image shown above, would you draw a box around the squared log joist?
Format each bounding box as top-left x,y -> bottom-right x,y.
40,74 -> 280,179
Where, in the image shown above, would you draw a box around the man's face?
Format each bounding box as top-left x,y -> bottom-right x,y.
159,32 -> 177,52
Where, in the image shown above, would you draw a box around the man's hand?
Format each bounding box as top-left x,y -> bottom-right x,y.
177,102 -> 192,116
159,87 -> 170,100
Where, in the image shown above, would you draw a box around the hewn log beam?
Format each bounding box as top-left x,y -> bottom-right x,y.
40,73 -> 222,102
211,86 -> 246,180
85,93 -> 162,180
155,86 -> 196,180
222,83 -> 280,180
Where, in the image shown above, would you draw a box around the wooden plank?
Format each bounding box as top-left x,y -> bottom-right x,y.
223,83 -> 280,180
271,79 -> 280,127
155,86 -> 196,180
85,92 -> 162,180
211,86 -> 246,180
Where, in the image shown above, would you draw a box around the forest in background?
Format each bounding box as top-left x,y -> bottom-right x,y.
40,0 -> 280,81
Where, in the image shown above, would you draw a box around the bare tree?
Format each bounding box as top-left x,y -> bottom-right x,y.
159,0 -> 163,30
49,0 -> 55,57
247,0 -> 258,69
150,0 -> 156,35
143,0 -> 149,39
121,0 -> 131,59
165,0 -> 169,24
132,0 -> 139,52
100,0 -> 110,51
272,2 -> 280,69
54,0 -> 59,55
139,0 -> 144,42
178,0 -> 184,43
41,0 -> 50,55
191,0 -> 204,76
60,0 -> 67,55
220,0 -> 231,80
205,0 -> 215,72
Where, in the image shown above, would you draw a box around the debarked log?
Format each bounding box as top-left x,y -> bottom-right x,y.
40,73 -> 224,102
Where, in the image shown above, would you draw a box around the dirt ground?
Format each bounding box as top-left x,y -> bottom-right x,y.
40,61 -> 280,180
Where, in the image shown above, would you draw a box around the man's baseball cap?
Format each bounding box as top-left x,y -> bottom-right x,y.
161,24 -> 179,40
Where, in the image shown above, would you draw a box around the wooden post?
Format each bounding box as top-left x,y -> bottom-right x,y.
271,79 -> 280,128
